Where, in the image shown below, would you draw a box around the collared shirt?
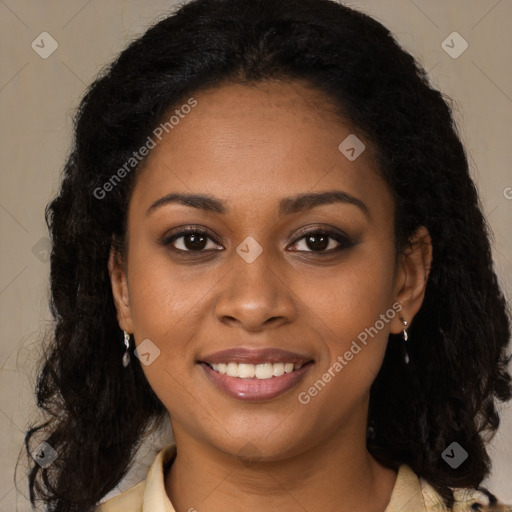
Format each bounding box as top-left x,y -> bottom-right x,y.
97,443 -> 509,512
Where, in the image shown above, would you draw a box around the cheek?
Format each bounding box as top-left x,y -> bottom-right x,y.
127,240 -> 219,337
298,243 -> 397,374
306,248 -> 395,324
125,252 -> 204,416
123,246 -> 208,398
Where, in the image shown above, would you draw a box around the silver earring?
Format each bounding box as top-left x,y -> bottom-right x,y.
122,331 -> 131,367
399,316 -> 409,364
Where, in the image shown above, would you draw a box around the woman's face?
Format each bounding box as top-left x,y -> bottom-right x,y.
110,80 -> 429,461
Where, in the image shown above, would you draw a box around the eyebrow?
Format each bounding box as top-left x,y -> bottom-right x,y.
146,190 -> 369,218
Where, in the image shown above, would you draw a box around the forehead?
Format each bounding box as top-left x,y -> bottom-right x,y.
129,80 -> 390,219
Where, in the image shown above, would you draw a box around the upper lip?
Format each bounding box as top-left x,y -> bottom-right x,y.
199,348 -> 313,365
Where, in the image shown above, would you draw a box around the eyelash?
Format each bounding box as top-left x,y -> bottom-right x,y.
160,226 -> 355,256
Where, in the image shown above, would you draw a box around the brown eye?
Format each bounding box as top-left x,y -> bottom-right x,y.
289,229 -> 355,254
162,228 -> 223,252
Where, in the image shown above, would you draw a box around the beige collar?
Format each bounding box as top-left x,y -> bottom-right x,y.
384,463 -> 427,511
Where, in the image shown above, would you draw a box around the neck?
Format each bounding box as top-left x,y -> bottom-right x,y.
165,419 -> 397,512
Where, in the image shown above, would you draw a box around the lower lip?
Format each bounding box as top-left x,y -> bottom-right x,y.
199,362 -> 313,401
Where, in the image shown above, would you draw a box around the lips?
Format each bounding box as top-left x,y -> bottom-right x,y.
197,347 -> 314,401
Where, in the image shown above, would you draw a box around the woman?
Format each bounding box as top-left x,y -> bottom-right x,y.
24,0 -> 512,511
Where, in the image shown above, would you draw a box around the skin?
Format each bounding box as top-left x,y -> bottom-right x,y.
109,79 -> 432,512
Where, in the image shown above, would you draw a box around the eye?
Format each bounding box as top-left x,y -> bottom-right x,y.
161,227 -> 223,253
288,228 -> 355,254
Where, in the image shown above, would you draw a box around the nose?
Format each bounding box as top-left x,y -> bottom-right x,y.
214,248 -> 297,332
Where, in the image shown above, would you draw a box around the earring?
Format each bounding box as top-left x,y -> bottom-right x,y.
122,331 -> 131,367
399,315 -> 409,364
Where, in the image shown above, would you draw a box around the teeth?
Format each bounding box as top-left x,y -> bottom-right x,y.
226,362 -> 238,377
238,363 -> 255,378
208,362 -> 305,379
273,362 -> 284,377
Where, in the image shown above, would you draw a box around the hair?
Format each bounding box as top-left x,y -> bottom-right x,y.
21,0 -> 511,510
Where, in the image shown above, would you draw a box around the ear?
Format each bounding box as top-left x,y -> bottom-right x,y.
108,245 -> 134,333
390,226 -> 433,334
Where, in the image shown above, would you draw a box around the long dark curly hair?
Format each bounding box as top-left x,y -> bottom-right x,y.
21,0 -> 511,510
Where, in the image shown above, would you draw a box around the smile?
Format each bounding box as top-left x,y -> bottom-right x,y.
198,347 -> 314,401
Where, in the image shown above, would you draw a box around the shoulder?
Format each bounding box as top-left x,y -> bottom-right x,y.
420,476 -> 512,512
96,480 -> 145,512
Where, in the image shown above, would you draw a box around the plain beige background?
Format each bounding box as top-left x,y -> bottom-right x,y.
0,0 -> 511,510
